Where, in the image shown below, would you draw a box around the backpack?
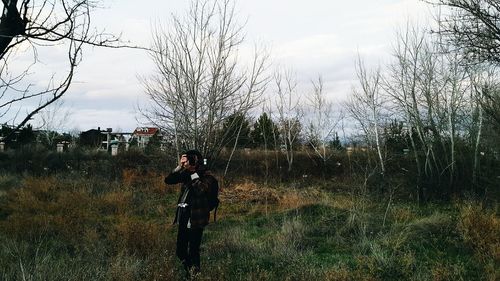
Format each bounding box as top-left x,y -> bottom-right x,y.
205,174 -> 220,222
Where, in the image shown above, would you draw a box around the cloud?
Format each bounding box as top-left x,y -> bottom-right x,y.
1,0 -> 437,132
67,108 -> 138,132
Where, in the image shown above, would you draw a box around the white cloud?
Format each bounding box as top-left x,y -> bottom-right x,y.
68,108 -> 138,132
274,34 -> 345,60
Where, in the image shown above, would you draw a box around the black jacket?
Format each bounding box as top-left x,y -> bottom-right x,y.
165,165 -> 212,228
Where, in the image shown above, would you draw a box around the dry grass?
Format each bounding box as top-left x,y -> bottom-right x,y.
458,203 -> 500,261
122,168 -> 172,194
1,174 -> 498,280
390,206 -> 417,224
279,189 -> 312,209
107,216 -> 169,256
324,268 -> 377,281
98,190 -> 133,215
221,181 -> 280,204
458,202 -> 500,280
327,194 -> 357,211
430,261 -> 466,281
107,253 -> 143,281
1,177 -> 99,244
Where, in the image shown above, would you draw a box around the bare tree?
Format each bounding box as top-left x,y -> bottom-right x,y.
347,57 -> 386,176
306,75 -> 343,166
472,65 -> 500,129
274,68 -> 303,173
383,22 -> 484,199
141,0 -> 268,162
0,1 -> 123,140
34,99 -> 72,148
468,65 -> 498,191
425,0 -> 500,131
383,24 -> 432,202
427,0 -> 500,64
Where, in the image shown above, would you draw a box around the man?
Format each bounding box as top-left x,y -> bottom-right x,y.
165,149 -> 214,277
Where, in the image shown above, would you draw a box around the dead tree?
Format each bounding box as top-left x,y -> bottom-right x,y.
469,66 -> 498,194
141,0 -> 268,162
384,22 -> 477,199
34,99 -> 72,148
306,75 -> 343,167
347,57 -> 386,176
427,0 -> 500,64
383,24 -> 431,202
274,68 -> 303,173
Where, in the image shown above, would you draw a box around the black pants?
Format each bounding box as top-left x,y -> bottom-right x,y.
176,222 -> 204,272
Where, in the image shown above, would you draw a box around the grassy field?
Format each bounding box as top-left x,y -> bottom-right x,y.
0,171 -> 498,281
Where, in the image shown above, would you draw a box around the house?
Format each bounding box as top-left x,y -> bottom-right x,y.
79,127 -> 105,148
131,127 -> 161,149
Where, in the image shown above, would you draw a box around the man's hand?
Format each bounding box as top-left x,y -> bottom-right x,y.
180,154 -> 188,168
172,154 -> 188,172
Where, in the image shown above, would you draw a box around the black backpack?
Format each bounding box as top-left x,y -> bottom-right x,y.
206,174 -> 220,222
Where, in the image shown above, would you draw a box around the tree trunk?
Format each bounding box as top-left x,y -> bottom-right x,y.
472,105 -> 483,194
0,0 -> 26,59
224,116 -> 245,177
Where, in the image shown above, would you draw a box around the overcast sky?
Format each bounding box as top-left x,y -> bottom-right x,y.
27,0 -> 433,132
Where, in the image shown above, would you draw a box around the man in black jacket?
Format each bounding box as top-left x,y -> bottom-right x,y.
165,150 -> 214,277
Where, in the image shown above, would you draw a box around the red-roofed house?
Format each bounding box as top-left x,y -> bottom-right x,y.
131,127 -> 161,149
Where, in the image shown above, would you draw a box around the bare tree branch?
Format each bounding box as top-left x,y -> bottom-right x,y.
426,0 -> 500,64
0,0 -> 141,141
140,0 -> 269,163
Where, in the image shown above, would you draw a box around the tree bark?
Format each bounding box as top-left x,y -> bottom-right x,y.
0,0 -> 27,59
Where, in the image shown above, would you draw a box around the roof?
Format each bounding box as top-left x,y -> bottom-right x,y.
133,127 -> 160,136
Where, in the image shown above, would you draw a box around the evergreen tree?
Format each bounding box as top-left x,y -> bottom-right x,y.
145,133 -> 162,154
384,120 -> 410,154
221,113 -> 252,148
329,132 -> 343,150
251,112 -> 279,148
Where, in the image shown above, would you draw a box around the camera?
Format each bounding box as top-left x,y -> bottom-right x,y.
186,154 -> 198,166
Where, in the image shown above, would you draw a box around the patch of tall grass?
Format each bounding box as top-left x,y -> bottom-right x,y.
458,202 -> 500,280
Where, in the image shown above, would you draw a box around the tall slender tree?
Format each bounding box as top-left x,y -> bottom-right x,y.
347,57 -> 386,175
306,75 -> 343,166
274,69 -> 303,173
